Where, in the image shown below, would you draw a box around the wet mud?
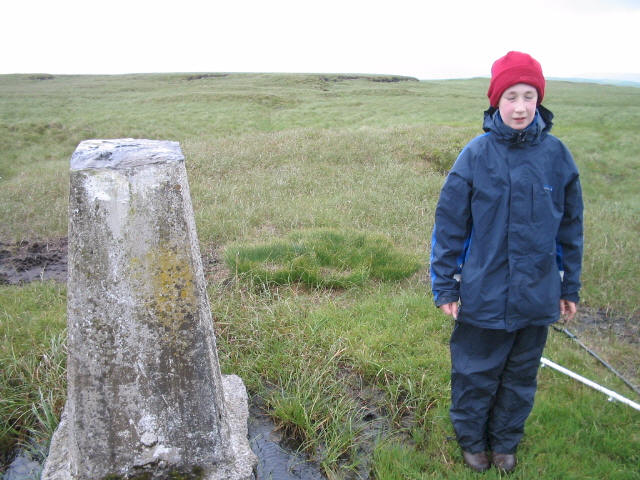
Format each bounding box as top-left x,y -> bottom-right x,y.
0,238 -> 67,285
564,308 -> 639,345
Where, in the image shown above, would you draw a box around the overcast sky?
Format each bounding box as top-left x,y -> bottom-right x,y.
2,0 -> 639,80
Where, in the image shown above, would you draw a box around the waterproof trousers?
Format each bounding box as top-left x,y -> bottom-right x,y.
449,322 -> 549,454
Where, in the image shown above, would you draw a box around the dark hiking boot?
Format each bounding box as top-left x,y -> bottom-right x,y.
462,450 -> 490,472
492,452 -> 517,473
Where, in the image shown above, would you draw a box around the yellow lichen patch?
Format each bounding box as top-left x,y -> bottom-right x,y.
135,246 -> 198,349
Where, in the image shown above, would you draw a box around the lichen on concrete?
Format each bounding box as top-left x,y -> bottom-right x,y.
130,245 -> 198,352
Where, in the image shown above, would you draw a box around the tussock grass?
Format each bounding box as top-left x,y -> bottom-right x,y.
224,228 -> 421,288
0,282 -> 66,464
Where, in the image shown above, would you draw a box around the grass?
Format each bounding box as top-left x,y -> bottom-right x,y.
224,228 -> 421,288
0,73 -> 639,478
0,282 -> 66,465
211,281 -> 639,479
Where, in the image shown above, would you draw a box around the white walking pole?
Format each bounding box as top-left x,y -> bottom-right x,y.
540,357 -> 640,412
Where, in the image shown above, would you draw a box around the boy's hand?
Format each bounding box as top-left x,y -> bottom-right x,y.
439,302 -> 458,320
560,299 -> 577,321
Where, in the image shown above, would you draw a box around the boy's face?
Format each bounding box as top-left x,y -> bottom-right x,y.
498,83 -> 538,130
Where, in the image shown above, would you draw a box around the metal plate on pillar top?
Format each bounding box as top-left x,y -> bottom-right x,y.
70,138 -> 184,171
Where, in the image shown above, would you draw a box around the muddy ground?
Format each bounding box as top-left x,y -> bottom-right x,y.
0,238 -> 68,285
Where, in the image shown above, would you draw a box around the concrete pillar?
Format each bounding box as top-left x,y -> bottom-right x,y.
42,139 -> 256,480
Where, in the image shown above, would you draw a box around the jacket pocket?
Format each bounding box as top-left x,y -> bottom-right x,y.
531,184 -> 557,224
512,253 -> 561,318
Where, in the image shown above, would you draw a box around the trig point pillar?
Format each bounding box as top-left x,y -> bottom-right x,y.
42,139 -> 256,480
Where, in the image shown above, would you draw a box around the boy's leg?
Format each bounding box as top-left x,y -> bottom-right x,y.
449,322 -> 515,453
488,325 -> 549,453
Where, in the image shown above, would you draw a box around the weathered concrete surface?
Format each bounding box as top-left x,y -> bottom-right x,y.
42,139 -> 256,480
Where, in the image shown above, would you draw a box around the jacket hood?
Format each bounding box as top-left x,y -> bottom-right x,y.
483,104 -> 554,146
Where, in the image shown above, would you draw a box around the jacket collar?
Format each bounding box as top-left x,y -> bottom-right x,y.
483,105 -> 554,146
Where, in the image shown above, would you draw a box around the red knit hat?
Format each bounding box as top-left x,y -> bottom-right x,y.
487,51 -> 545,107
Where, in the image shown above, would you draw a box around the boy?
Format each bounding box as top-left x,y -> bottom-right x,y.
430,51 -> 583,473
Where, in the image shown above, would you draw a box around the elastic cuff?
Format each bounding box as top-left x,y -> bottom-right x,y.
435,295 -> 459,308
561,292 -> 580,303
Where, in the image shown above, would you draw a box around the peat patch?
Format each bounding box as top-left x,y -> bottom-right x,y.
0,238 -> 67,285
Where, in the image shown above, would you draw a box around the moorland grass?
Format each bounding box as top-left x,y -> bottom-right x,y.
0,282 -> 66,464
0,73 -> 638,477
224,228 -> 421,288
1,73 -> 637,312
211,281 -> 639,478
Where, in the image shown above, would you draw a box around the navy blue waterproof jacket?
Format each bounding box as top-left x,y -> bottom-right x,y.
430,106 -> 583,331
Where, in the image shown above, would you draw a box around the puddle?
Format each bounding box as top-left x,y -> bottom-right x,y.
2,456 -> 42,480
248,404 -> 327,480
